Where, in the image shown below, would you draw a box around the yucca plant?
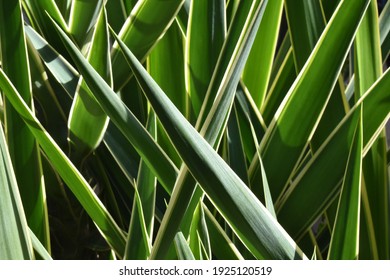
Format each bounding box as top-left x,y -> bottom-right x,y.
0,0 -> 389,260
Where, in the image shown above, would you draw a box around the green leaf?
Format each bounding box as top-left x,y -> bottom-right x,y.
345,1 -> 390,103
226,104 -> 250,185
0,0 -> 49,250
176,0 -> 190,34
29,228 -> 52,260
185,0 -> 226,117
284,0 -> 347,151
55,0 -> 71,20
0,124 -> 33,259
242,0 -> 283,108
149,22 -> 187,116
204,205 -> 244,260
25,25 -> 78,105
257,154 -> 276,219
355,1 -> 383,99
327,111 -> 362,260
111,0 -> 185,90
249,0 -> 370,201
189,202 -> 211,260
196,0 -> 265,128
284,0 -> 325,70
149,22 -> 187,167
68,0 -> 104,49
125,111 -> 157,260
360,133 -> 388,259
354,0 -> 389,260
103,124 -> 139,185
174,232 -> 195,260
234,84 -> 266,163
262,47 -> 296,125
68,7 -> 111,160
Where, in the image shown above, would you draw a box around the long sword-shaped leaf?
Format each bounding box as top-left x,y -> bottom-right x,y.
149,22 -> 187,117
111,0 -> 184,90
185,0 -> 225,117
354,0 -> 389,259
262,47 -> 296,125
188,202 -> 211,260
242,0 -> 283,108
355,1 -> 383,99
344,1 -> 390,103
249,0 -> 370,201
0,124 -> 33,259
115,33 -> 306,260
196,0 -> 263,128
234,83 -> 266,163
327,111 -> 362,260
226,104 -> 250,185
204,205 -> 244,260
125,111 -> 157,260
68,7 -> 111,160
0,0 -> 49,249
284,0 -> 347,151
0,68 -> 126,257
149,22 -> 187,167
284,0 -> 324,69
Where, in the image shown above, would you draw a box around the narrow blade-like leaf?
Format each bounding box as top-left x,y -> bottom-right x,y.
185,0 -> 226,117
355,0 -> 389,259
174,232 -> 195,260
0,0 -> 49,249
68,7 -> 111,160
242,0 -> 283,108
0,125 -> 33,259
328,112 -> 362,260
125,111 -> 157,260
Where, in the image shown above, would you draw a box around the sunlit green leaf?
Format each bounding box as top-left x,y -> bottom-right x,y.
0,0 -> 49,250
